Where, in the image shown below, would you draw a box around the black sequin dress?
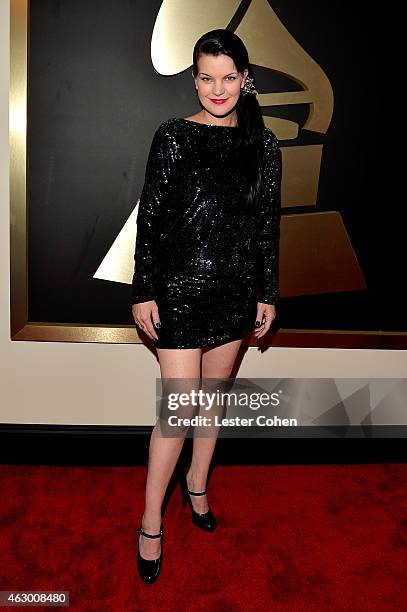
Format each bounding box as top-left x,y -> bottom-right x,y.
131,117 -> 281,349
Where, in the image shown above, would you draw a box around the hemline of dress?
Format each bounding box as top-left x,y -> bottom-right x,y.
152,329 -> 252,350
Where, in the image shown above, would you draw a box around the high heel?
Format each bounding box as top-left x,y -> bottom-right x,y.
136,523 -> 163,584
180,469 -> 217,532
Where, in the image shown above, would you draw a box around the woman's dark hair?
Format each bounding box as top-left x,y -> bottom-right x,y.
192,29 -> 265,205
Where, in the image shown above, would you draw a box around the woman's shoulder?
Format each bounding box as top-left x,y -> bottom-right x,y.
147,118 -> 185,159
262,126 -> 279,148
154,117 -> 185,137
261,126 -> 280,164
150,118 -> 188,152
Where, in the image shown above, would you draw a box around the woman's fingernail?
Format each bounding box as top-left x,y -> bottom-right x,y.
155,322 -> 161,328
255,321 -> 261,328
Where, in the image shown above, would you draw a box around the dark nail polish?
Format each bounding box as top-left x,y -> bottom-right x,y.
255,321 -> 261,328
155,322 -> 161,328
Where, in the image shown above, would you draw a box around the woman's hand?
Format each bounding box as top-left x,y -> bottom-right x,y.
132,300 -> 161,341
254,302 -> 276,339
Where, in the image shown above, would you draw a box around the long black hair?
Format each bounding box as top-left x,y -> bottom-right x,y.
192,29 -> 265,206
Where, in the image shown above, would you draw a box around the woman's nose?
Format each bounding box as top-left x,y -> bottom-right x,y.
212,83 -> 224,95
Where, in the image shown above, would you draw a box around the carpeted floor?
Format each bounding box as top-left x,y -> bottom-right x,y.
0,464 -> 406,611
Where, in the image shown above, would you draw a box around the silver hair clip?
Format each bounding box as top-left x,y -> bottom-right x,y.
241,75 -> 258,96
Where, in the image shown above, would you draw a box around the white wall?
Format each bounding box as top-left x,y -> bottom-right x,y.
1,0 -> 405,426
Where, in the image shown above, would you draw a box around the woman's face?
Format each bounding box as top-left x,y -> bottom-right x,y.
193,53 -> 249,117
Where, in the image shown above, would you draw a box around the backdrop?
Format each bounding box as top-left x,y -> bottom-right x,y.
2,0 -> 406,432
26,0 -> 403,335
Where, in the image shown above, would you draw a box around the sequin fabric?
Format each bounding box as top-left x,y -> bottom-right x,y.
131,117 -> 281,349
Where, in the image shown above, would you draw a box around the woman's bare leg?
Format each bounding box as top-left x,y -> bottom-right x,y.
139,347 -> 201,560
186,339 -> 243,514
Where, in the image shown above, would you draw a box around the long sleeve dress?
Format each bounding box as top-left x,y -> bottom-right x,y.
131,117 -> 281,349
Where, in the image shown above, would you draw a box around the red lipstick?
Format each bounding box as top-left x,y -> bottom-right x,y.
210,99 -> 227,104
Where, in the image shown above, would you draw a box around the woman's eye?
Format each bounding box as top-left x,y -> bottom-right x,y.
200,76 -> 236,82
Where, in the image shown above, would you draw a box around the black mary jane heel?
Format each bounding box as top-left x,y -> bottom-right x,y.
136,524 -> 163,584
180,469 -> 217,532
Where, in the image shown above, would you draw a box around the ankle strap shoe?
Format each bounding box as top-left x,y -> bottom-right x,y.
136,524 -> 163,584
180,470 -> 217,532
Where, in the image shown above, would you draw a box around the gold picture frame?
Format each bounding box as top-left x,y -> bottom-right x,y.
10,0 -> 407,349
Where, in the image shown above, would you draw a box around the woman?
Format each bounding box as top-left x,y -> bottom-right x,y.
131,28 -> 281,584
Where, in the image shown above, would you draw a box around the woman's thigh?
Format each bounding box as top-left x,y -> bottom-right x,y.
156,339 -> 243,379
156,347 -> 202,378
156,348 -> 202,427
201,338 -> 243,379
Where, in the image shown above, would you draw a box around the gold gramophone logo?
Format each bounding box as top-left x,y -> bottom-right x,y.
95,0 -> 366,299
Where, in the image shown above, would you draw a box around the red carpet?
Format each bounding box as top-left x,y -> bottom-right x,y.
0,464 -> 406,611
